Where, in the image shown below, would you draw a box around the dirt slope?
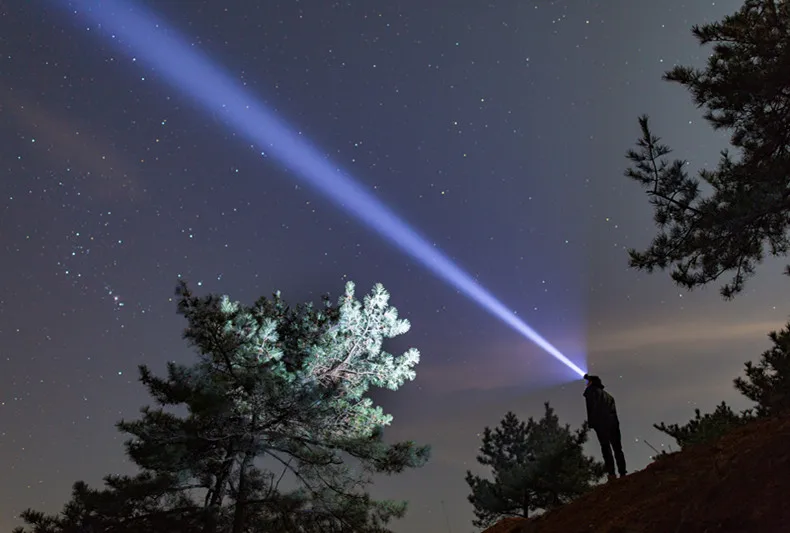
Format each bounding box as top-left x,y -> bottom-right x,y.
481,412 -> 790,533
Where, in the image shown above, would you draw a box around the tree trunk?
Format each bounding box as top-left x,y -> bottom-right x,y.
204,446 -> 236,533
523,490 -> 530,518
232,413 -> 259,533
232,449 -> 255,533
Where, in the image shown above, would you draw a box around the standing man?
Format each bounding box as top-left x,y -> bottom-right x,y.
583,374 -> 627,481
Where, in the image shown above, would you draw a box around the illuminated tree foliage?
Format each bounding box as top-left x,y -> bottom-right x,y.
625,0 -> 790,299
14,281 -> 429,533
464,404 -> 603,529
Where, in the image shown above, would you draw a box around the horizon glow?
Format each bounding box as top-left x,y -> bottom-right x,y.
57,0 -> 586,378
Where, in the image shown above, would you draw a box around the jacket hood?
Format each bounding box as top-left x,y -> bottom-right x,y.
583,374 -> 605,389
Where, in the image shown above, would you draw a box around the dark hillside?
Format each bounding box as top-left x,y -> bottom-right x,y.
482,412 -> 790,533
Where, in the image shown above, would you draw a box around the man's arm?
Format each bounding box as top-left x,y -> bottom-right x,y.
608,394 -> 619,422
585,393 -> 596,428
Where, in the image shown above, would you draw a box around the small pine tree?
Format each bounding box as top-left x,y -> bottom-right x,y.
654,319 -> 790,453
624,0 -> 790,299
14,475 -> 202,533
654,401 -> 754,450
735,322 -> 790,416
464,403 -> 603,529
14,281 -> 429,533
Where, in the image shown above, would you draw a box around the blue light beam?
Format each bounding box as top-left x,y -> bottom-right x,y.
60,0 -> 586,378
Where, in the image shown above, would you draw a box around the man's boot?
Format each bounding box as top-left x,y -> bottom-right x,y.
607,473 -> 617,483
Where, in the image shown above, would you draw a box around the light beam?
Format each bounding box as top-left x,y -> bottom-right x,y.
57,0 -> 586,378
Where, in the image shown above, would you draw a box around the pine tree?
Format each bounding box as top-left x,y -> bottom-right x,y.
654,401 -> 754,450
654,320 -> 790,451
734,322 -> 790,416
14,475 -> 203,533
624,0 -> 790,299
14,281 -> 429,533
464,403 -> 603,529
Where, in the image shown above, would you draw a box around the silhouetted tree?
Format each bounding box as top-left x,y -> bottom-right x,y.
14,281 -> 429,533
655,319 -> 790,452
15,475 -> 202,533
464,403 -> 603,529
625,0 -> 790,299
654,402 -> 754,450
735,321 -> 790,416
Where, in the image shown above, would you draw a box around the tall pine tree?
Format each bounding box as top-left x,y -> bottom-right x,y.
14,281 -> 429,533
464,403 -> 603,529
625,0 -> 790,299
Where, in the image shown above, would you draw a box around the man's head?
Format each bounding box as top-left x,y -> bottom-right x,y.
583,374 -> 604,389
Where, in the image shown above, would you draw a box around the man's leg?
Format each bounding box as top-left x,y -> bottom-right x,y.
610,423 -> 627,476
594,428 -> 616,477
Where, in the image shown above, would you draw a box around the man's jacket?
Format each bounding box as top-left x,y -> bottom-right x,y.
584,385 -> 619,430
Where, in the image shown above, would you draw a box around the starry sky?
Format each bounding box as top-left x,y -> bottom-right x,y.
1,0 -> 787,531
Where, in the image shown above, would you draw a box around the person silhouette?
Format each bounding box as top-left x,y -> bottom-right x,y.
583,374 -> 627,481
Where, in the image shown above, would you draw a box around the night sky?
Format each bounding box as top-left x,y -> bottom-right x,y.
1,0 -> 786,531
